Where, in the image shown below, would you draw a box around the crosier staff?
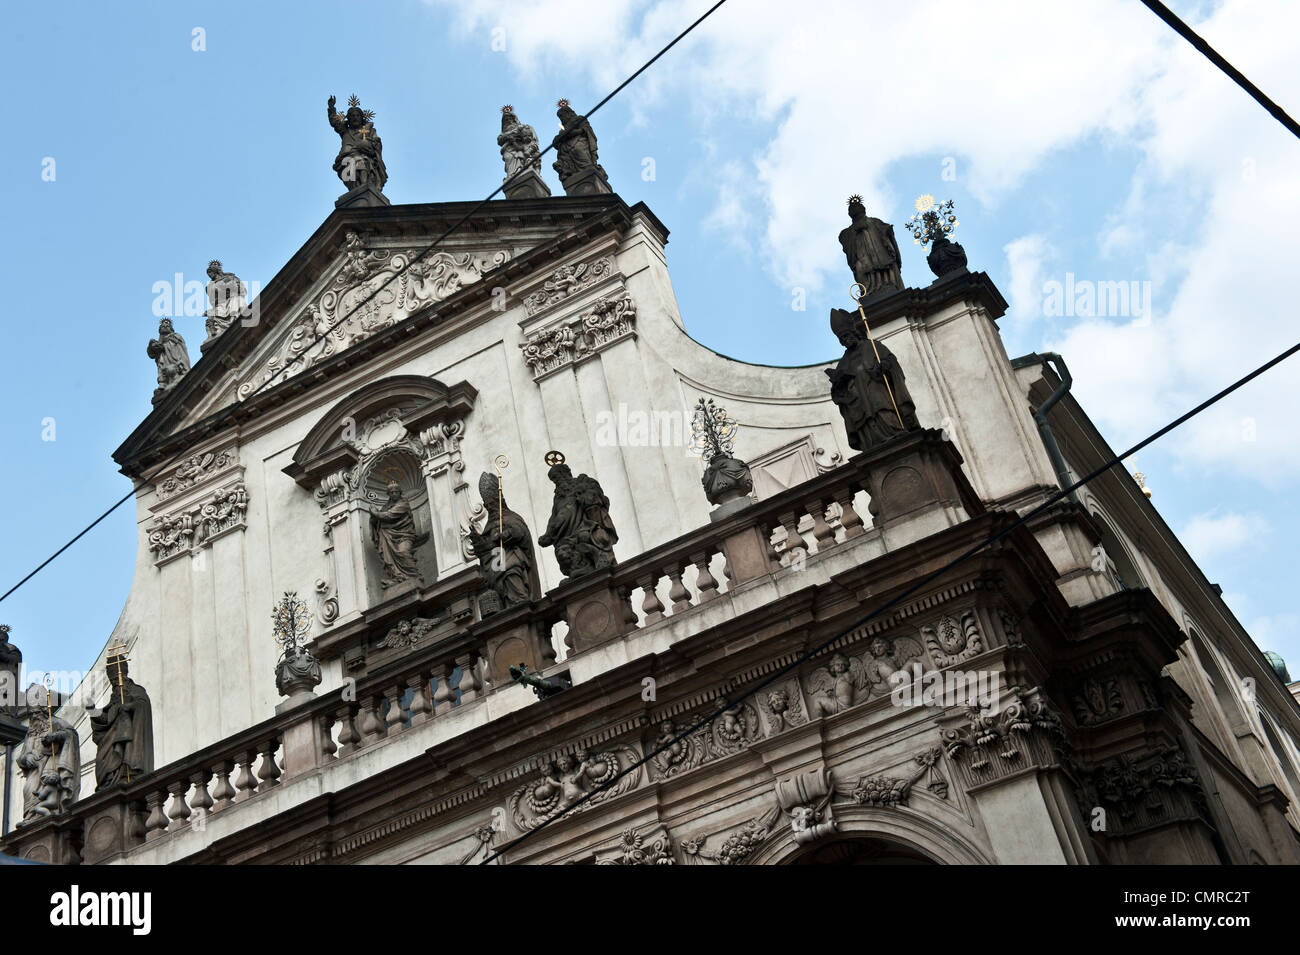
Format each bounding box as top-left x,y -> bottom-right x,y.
849,282 -> 904,430
105,641 -> 131,783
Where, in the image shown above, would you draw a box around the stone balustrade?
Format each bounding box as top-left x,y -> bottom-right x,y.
1,428 -> 979,864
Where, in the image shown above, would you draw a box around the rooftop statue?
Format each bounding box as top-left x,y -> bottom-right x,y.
18,707 -> 80,823
538,454 -> 618,579
469,470 -> 538,613
838,195 -> 903,298
826,307 -> 920,452
327,94 -> 387,194
552,99 -> 611,195
201,259 -> 248,349
90,654 -> 154,790
147,318 -> 190,403
498,105 -> 551,200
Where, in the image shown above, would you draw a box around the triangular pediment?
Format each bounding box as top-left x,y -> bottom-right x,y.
115,196 -> 650,477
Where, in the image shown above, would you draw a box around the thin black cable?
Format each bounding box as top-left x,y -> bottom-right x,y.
0,0 -> 730,606
1139,0 -> 1300,139
484,340 -> 1300,862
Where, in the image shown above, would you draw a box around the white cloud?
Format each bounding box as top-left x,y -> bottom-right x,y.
427,0 -> 1300,478
1177,510 -> 1269,562
1003,233 -> 1050,323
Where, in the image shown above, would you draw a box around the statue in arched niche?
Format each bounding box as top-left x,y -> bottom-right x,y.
369,481 -> 427,589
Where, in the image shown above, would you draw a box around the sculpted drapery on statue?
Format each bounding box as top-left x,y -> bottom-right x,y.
202,259 -> 248,348
327,94 -> 387,193
498,106 -> 541,179
469,471 -> 538,611
552,100 -> 611,195
538,461 -> 618,579
90,655 -> 154,790
17,709 -> 80,822
839,195 -> 903,297
369,482 -> 425,588
147,318 -> 190,401
826,308 -> 920,452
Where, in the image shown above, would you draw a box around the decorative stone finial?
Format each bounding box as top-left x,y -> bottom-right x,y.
272,592 -> 321,704
905,195 -> 967,278
689,398 -> 755,519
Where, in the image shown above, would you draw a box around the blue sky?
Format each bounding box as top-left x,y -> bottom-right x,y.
1,0 -> 1297,683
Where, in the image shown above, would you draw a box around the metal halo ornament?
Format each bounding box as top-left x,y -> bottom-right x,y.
544,450 -> 566,467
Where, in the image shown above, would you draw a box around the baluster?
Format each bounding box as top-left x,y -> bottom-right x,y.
188,770 -> 214,821
639,574 -> 665,625
805,498 -> 836,551
384,683 -> 406,736
335,704 -> 360,756
256,738 -> 282,790
617,584 -> 640,628
166,779 -> 192,825
455,652 -> 482,704
407,672 -> 432,726
210,760 -> 236,810
691,551 -> 719,602
144,789 -> 169,841
432,662 -> 455,711
234,750 -> 259,801
319,713 -> 338,760
358,695 -> 385,745
666,563 -> 692,613
837,485 -> 866,539
777,510 -> 804,565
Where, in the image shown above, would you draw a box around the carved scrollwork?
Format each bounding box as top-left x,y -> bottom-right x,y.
594,824 -> 675,865
147,480 -> 249,566
508,745 -> 642,832
523,256 -> 615,316
942,686 -> 1065,785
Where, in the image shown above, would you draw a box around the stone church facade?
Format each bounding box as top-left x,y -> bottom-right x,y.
5,108 -> 1300,865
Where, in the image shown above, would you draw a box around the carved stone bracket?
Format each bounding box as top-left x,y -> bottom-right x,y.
1078,745 -> 1210,838
147,481 -> 249,566
519,293 -> 637,380
941,685 -> 1065,788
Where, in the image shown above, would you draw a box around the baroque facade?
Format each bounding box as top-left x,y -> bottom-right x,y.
6,142 -> 1300,866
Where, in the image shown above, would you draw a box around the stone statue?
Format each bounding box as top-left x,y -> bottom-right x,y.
202,259 -> 248,348
369,483 -> 425,588
89,655 -> 154,790
0,624 -> 19,708
552,100 -> 610,195
839,196 -> 903,297
499,106 -> 541,179
538,463 -> 618,579
17,708 -> 80,822
147,318 -> 191,401
327,94 -> 387,193
825,308 -> 920,452
469,471 -> 538,612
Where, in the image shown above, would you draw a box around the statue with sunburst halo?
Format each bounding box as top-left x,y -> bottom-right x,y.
838,195 -> 903,297
327,93 -> 387,193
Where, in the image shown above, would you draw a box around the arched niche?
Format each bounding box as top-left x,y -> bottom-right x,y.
745,806 -> 993,865
285,375 -> 478,619
1088,508 -> 1143,591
